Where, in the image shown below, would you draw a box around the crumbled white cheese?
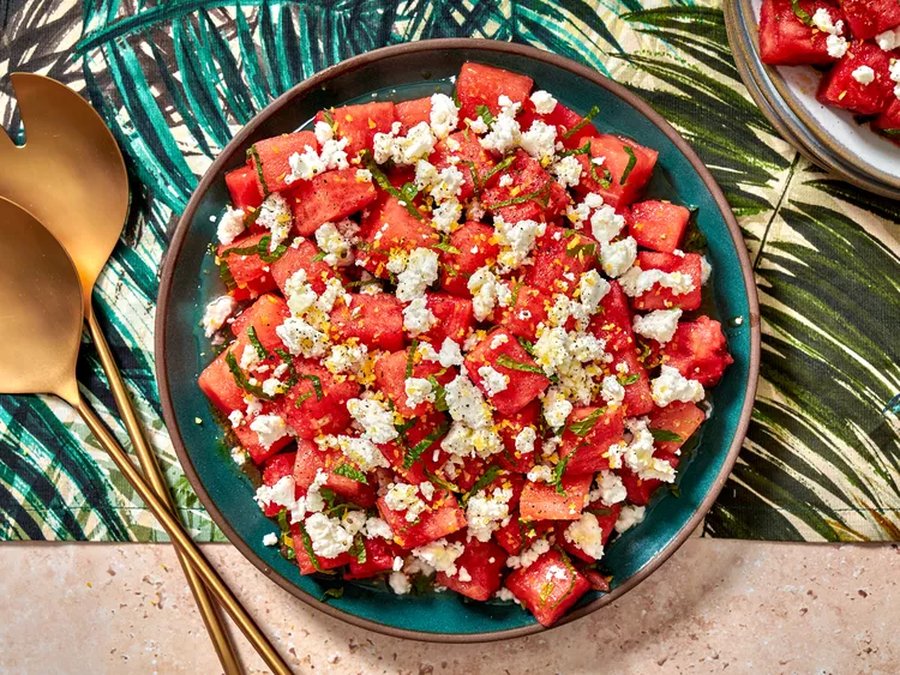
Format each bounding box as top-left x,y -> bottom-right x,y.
494,217 -> 547,271
347,398 -> 398,444
530,90 -> 558,114
506,538 -> 550,569
254,475 -> 295,512
412,538 -> 465,575
552,154 -> 583,188
318,136 -> 350,171
249,414 -> 290,450
596,471 -> 627,505
479,102 -> 521,154
276,316 -> 329,358
876,27 -> 900,52
889,59 -> 900,100
384,482 -> 428,522
826,34 -> 849,59
286,144 -> 326,183
468,266 -> 512,321
542,388 -> 573,431
217,207 -> 245,245
201,295 -> 237,337
589,203 -> 626,244
651,365 -> 705,407
614,505 -> 646,534
320,434 -> 389,472
851,65 -> 876,86
304,511 -> 354,558
323,342 -> 369,375
564,512 -> 605,560
477,365 -> 510,397
490,333 -> 510,349
466,487 -> 513,542
599,375 -> 626,406
314,120 -> 333,143
520,120 -> 558,163
315,219 -> 358,267
432,197 -> 463,233
700,255 -> 712,285
402,296 -> 438,336
374,121 -> 437,165
619,266 -> 696,297
527,464 -> 554,483
577,270 -> 611,318
395,247 -> 440,302
363,517 -> 394,540
262,532 -> 279,547
600,237 -> 637,278
430,93 -> 459,139
444,374 -> 494,428
633,308 -> 683,344
255,193 -> 292,251
389,571 -> 411,594
811,8 -> 843,35
437,338 -> 464,368
515,426 -> 537,456
405,377 -> 435,408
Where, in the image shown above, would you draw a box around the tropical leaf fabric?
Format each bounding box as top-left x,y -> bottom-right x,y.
0,0 -> 896,542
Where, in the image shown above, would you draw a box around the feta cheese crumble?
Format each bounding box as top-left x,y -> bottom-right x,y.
477,364 -> 510,397
347,398 -> 399,444
216,207 -> 245,245
633,308 -> 683,344
651,365 -> 705,407
201,295 -> 236,337
851,65 -> 876,86
564,512 -> 605,560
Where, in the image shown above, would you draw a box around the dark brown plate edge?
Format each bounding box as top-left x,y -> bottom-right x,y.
155,37 -> 761,644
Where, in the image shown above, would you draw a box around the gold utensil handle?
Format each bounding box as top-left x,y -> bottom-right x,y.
86,312 -> 244,675
75,396 -> 293,675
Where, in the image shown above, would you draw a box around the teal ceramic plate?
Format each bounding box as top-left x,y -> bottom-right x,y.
156,39 -> 760,642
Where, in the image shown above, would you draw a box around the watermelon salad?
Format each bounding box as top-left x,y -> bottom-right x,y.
198,62 -> 734,627
759,0 -> 900,144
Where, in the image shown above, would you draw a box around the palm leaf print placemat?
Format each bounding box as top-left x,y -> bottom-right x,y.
0,0 -> 897,542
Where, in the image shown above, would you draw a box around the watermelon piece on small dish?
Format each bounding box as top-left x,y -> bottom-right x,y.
759,0 -> 848,66
840,0 -> 900,40
818,41 -> 897,116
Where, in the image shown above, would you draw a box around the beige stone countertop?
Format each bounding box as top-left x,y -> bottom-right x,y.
0,539 -> 896,674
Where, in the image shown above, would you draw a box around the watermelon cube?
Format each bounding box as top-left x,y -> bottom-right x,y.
605,346 -> 654,417
289,168 -> 377,236
587,281 -> 635,354
499,284 -> 550,342
481,150 -> 568,223
330,293 -> 405,352
496,402 -> 541,473
345,537 -> 401,580
526,225 -> 599,296
395,96 -> 433,132
455,62 -> 533,122
873,98 -> 900,145
376,490 -> 467,549
439,221 -> 500,296
249,131 -> 318,194
519,475 -> 592,521
436,537 -> 507,601
629,251 -> 703,311
575,134 -> 658,208
374,348 -> 453,418
359,195 -> 438,277
559,406 -> 626,477
647,401 -> 706,457
217,231 -> 280,301
464,329 -> 551,416
818,41 -> 897,116
259,452 -> 297,516
421,293 -> 475,347
290,522 -> 353,575
225,165 -> 265,211
840,0 -> 900,40
229,294 -> 291,351
278,362 -> 360,439
627,200 -> 692,253
316,101 -> 396,158
759,0 -> 848,66
555,501 -> 621,562
269,238 -> 337,295
661,315 -> 734,387
429,129 -> 496,201
504,549 -> 591,627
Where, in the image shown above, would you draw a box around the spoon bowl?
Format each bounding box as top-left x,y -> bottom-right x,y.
0,73 -> 129,314
0,197 -> 82,405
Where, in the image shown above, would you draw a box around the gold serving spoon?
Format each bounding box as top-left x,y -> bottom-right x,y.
0,197 -> 291,675
0,74 -> 283,673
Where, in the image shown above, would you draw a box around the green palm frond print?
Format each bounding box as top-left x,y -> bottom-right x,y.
0,0 -> 896,542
